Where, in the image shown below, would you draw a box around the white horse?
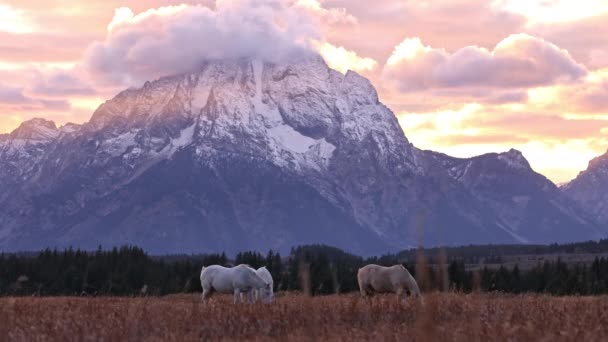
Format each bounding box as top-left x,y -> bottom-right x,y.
239,266 -> 274,303
254,266 -> 274,302
200,264 -> 271,304
357,264 -> 422,301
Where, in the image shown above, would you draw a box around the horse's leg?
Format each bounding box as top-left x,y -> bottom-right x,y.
233,289 -> 241,304
239,290 -> 250,303
201,287 -> 207,301
250,290 -> 256,304
395,287 -> 407,303
361,285 -> 375,300
202,287 -> 213,302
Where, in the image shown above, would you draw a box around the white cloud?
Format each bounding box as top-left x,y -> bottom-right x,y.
316,42 -> 376,73
295,0 -> 357,26
85,0 -> 329,86
383,33 -> 587,92
0,4 -> 34,34
493,0 -> 608,24
528,68 -> 608,114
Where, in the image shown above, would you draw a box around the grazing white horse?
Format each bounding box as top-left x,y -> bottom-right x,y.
357,264 -> 422,301
200,264 -> 271,304
239,266 -> 275,303
254,266 -> 274,303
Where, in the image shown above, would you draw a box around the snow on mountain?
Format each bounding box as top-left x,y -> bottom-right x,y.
59,123 -> 82,134
1,118 -> 59,158
563,151 -> 608,224
9,118 -> 59,141
0,56 -> 603,254
425,148 -> 604,243
0,118 -> 61,180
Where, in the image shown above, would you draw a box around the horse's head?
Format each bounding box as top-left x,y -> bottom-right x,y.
260,282 -> 274,303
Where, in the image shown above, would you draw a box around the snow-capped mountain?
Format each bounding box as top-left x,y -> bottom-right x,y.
563,151 -> 608,225
0,57 -> 603,254
426,149 -> 603,243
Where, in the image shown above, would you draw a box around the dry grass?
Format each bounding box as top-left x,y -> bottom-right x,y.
1,292 -> 607,341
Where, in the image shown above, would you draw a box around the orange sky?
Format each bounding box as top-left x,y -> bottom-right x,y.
1,0 -> 607,183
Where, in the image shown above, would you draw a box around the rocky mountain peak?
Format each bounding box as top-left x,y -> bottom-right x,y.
59,123 -> 82,134
0,56 -> 603,254
497,148 -> 530,170
584,150 -> 608,171
9,118 -> 59,141
562,149 -> 608,224
80,56 -> 415,175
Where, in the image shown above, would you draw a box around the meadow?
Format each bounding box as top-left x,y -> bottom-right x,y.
1,292 -> 607,341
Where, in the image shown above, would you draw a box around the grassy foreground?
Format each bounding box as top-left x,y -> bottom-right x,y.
1,293 -> 607,341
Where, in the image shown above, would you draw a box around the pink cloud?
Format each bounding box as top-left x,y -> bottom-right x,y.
0,0 -> 607,184
322,0 -> 526,64
466,112 -> 607,140
531,14 -> 608,69
0,83 -> 70,111
437,134 -> 530,145
382,34 -> 587,92
84,1 -> 326,87
540,70 -> 608,114
0,32 -> 96,63
29,69 -> 96,97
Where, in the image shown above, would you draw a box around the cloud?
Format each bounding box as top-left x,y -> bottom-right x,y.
321,0 -> 527,64
0,31 -> 96,63
315,42 -> 376,73
398,103 -> 608,183
530,13 -> 608,69
295,0 -> 357,26
493,0 -> 608,24
560,72 -> 608,113
439,134 -> 530,145
84,1 -> 328,86
0,84 -> 30,104
2,0 -> 607,184
36,99 -> 71,111
29,69 -> 97,97
382,34 -> 587,92
528,68 -> 608,114
0,83 -> 70,111
471,112 -> 606,140
403,103 -> 606,143
0,4 -> 34,33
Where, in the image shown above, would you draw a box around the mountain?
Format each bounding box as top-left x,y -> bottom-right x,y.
0,56 -> 603,255
563,151 -> 608,225
425,149 -> 603,243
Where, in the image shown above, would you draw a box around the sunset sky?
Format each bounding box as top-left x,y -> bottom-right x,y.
1,0 -> 607,183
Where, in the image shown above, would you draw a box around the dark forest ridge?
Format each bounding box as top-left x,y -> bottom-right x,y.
8,238 -> 608,261
4,241 -> 608,297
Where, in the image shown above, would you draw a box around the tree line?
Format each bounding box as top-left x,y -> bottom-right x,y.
2,243 -> 608,296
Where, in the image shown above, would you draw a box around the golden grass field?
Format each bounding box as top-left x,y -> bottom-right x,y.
1,292 -> 607,341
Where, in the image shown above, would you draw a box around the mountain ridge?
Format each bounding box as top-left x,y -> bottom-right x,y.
563,150 -> 608,225
0,56 -> 603,255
